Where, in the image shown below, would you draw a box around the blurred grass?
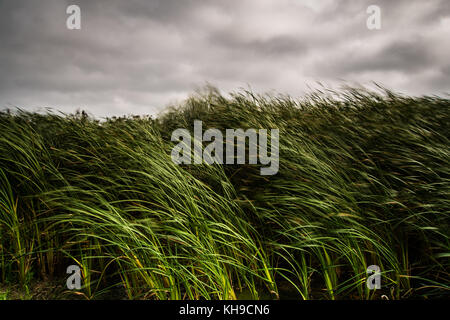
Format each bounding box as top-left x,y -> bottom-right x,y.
0,86 -> 448,300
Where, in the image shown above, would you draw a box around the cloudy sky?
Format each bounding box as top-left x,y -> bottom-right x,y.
0,0 -> 449,117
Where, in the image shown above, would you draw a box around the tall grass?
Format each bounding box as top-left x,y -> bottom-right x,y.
0,87 -> 448,299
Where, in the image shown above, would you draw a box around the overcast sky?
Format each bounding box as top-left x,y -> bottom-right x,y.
0,0 -> 449,117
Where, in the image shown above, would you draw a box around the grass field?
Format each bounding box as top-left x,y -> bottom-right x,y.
0,86 -> 449,299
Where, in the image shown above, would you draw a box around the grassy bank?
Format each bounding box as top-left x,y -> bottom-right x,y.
0,87 -> 449,299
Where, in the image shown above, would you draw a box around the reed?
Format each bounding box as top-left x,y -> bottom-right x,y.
0,87 -> 448,299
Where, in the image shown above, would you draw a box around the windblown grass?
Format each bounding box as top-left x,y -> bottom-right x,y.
0,86 -> 448,299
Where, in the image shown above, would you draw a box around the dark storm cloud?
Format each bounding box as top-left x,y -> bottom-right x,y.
322,38 -> 435,75
0,0 -> 448,117
209,32 -> 309,58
